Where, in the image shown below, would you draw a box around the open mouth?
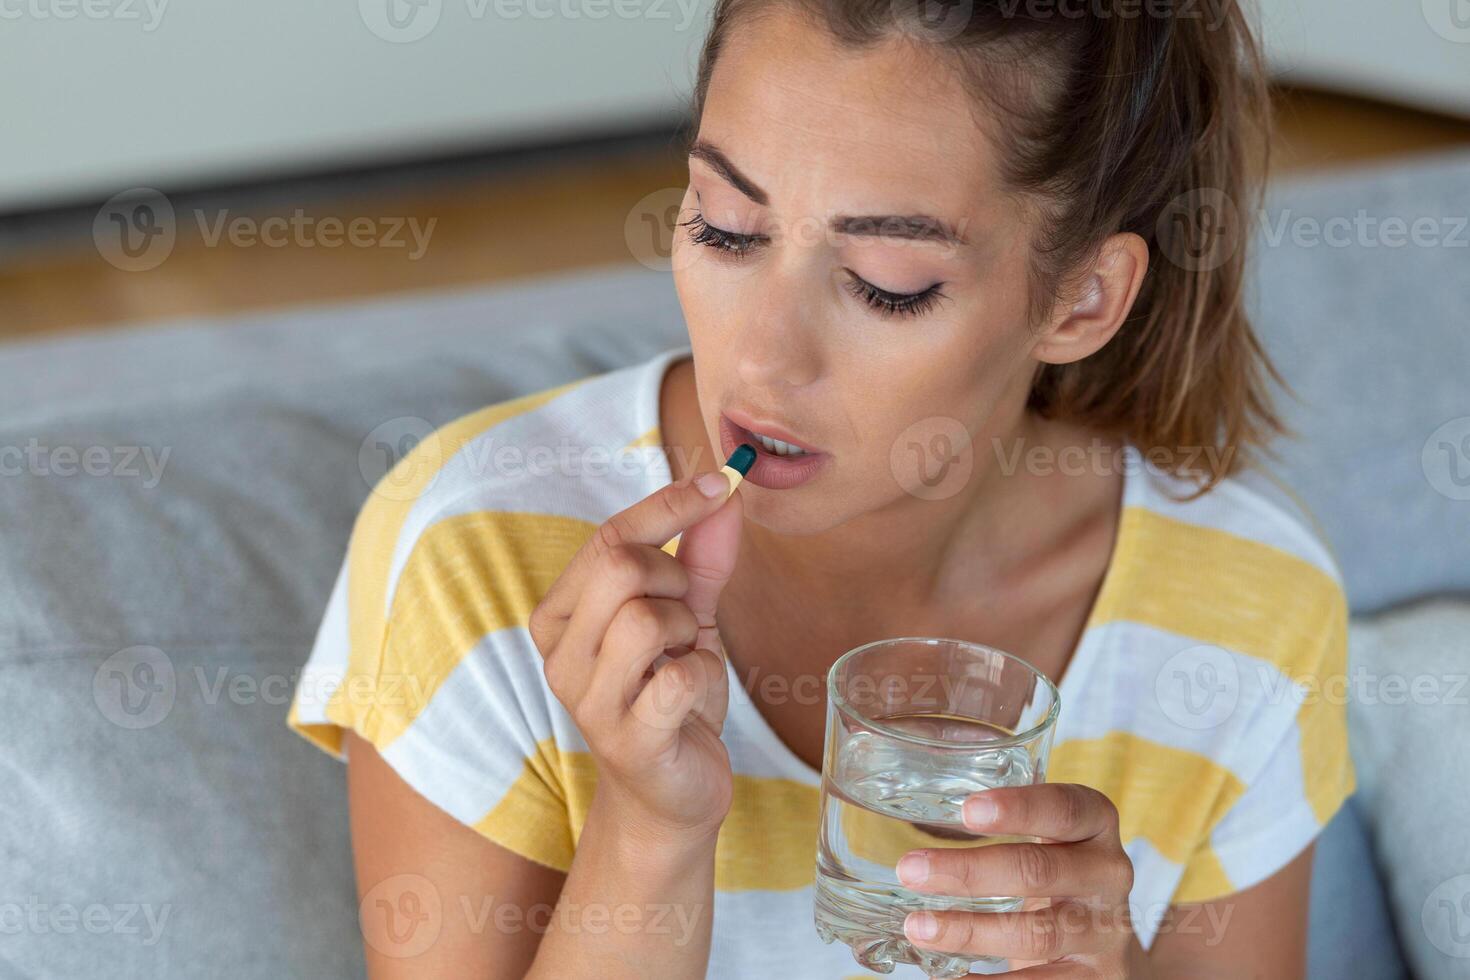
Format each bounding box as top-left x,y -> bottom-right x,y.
743,427 -> 814,458
718,413 -> 830,490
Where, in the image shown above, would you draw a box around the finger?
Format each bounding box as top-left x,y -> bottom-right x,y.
637,643 -> 729,734
672,481 -> 743,659
587,597 -> 700,720
896,840 -> 1126,901
656,645 -> 730,735
545,544 -> 689,703
904,901 -> 1110,962
536,468 -> 737,632
961,784 -> 1119,845
623,647 -> 723,741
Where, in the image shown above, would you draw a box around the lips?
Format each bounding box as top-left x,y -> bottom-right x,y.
722,406 -> 823,454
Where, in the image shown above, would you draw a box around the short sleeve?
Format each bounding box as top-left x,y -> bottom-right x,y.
286,479 -> 586,873
1172,580 -> 1356,904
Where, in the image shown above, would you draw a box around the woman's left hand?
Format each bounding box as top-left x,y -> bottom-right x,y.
896,783 -> 1147,978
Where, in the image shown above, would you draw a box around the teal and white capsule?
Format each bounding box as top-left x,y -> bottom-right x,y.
717,443 -> 758,499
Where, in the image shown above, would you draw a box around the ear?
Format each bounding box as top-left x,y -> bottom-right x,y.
1032,232 -> 1149,366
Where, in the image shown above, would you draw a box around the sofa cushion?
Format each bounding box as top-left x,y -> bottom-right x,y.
1344,596 -> 1470,980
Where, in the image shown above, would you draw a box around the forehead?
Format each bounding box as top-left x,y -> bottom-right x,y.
698,6 -> 999,208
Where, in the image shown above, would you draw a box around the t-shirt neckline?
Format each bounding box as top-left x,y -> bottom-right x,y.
638,343 -> 1140,787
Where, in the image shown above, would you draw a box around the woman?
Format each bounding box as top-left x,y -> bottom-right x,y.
288,1 -> 1352,976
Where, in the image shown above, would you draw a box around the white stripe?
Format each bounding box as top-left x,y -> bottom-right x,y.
290,559 -> 352,731
1206,721 -> 1322,892
380,627 -> 564,826
1123,836 -> 1186,948
1135,458 -> 1341,583
388,622 -> 837,789
1056,620 -> 1305,782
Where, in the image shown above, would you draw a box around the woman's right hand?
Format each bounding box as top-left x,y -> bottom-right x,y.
528,467 -> 745,843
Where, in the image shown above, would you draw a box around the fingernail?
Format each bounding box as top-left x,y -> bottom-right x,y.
964,793 -> 997,827
695,471 -> 730,498
896,852 -> 929,886
905,911 -> 938,942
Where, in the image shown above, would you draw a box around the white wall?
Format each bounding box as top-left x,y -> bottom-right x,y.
3,0 -> 1466,212
1257,0 -> 1470,118
2,0 -> 713,211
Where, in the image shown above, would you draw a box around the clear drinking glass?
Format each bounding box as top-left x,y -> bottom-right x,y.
813,637 -> 1061,978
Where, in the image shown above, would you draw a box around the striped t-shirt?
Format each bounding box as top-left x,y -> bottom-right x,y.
288,342 -> 1354,977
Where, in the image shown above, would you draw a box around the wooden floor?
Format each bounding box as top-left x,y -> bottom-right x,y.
2,88 -> 1468,341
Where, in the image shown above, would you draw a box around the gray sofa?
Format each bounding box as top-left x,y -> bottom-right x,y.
3,148 -> 1469,979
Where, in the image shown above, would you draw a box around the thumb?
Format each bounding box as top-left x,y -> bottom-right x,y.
674,485 -> 743,658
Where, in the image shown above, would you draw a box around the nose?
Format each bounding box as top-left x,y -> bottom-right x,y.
735,268 -> 821,391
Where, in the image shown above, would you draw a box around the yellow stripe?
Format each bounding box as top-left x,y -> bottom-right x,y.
335,460 -> 684,747
320,380 -> 587,743
285,698 -> 345,757
347,510 -> 599,748
1297,585 -> 1356,824
1089,508 -> 1345,680
475,739 -> 823,888
1172,845 -> 1236,904
475,738 -> 580,871
474,731 -> 1254,894
1049,732 -> 1244,866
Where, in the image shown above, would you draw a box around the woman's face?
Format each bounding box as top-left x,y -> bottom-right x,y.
673,7 -> 1046,536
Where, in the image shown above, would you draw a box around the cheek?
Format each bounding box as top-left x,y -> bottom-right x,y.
846,326 -> 1015,457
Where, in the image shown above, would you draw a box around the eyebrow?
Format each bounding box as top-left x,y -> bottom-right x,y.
687,139 -> 971,249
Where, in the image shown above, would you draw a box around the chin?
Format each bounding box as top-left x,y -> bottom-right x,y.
737,492 -> 851,538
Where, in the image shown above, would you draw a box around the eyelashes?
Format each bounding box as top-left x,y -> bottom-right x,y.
678,209 -> 947,320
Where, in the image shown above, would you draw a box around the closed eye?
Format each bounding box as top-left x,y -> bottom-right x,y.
681,208 -> 947,320
680,209 -> 764,259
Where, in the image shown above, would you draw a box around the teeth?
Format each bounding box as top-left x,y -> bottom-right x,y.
750,431 -> 809,457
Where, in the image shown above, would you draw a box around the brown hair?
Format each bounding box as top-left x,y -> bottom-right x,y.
680,0 -> 1293,500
